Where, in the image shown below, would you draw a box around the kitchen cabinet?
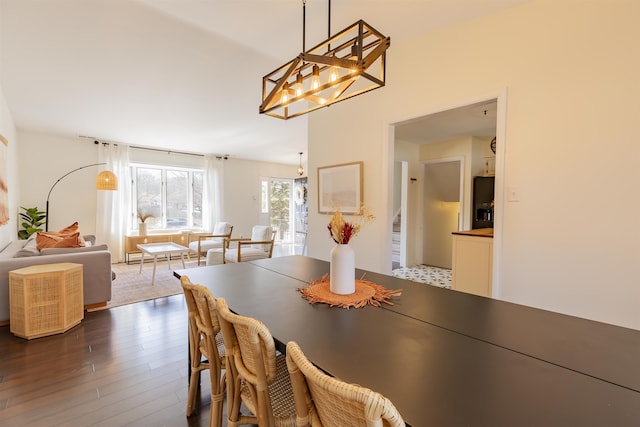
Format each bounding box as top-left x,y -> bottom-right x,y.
451,229 -> 493,297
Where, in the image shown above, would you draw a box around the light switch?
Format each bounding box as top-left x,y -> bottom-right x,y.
508,186 -> 520,202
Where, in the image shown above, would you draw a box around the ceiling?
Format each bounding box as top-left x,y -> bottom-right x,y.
0,0 -> 526,165
395,100 -> 497,144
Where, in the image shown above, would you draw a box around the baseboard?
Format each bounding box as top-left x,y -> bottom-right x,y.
85,302 -> 107,310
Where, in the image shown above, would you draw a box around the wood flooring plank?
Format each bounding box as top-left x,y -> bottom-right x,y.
0,295 -> 211,427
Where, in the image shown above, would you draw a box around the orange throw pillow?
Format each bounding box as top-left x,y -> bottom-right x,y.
58,221 -> 79,234
36,231 -> 85,250
35,222 -> 86,250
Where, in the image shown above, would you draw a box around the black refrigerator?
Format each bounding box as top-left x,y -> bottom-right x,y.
472,176 -> 495,229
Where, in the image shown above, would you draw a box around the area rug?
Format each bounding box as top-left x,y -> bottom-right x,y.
391,265 -> 452,289
89,259 -> 200,311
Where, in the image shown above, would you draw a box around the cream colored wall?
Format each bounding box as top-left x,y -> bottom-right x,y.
307,0 -> 640,330
0,87 -> 19,246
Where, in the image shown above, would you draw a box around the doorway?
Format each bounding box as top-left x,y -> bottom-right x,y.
391,92 -> 505,295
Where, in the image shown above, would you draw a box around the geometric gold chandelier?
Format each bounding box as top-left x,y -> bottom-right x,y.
259,0 -> 390,120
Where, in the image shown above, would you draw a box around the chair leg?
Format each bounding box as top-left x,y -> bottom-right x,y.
186,365 -> 202,416
210,390 -> 224,427
208,368 -> 225,427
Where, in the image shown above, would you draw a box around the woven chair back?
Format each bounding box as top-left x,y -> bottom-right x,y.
181,276 -> 226,427
180,276 -> 201,359
216,298 -> 278,385
286,341 -> 405,427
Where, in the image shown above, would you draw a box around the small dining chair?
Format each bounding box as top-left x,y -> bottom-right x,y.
180,276 -> 226,427
285,341 -> 405,427
215,297 -> 297,427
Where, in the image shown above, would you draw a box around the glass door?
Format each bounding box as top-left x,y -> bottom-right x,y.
268,178 -> 294,244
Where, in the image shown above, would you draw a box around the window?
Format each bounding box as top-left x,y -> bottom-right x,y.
131,164 -> 203,231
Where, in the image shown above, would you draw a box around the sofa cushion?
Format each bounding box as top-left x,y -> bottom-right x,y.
13,235 -> 40,258
40,244 -> 109,256
36,231 -> 85,250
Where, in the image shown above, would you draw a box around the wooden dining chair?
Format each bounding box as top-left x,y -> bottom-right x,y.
180,276 -> 226,427
215,297 -> 297,427
285,341 -> 405,427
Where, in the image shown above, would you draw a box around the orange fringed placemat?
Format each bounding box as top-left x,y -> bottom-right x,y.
297,274 -> 402,309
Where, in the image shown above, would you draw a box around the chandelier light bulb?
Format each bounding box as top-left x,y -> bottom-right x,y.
295,73 -> 304,97
282,82 -> 290,103
311,65 -> 320,91
329,65 -> 339,82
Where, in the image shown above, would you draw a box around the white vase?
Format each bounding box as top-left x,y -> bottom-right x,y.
330,243 -> 355,295
139,222 -> 147,236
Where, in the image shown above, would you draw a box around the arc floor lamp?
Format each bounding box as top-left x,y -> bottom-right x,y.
45,163 -> 118,231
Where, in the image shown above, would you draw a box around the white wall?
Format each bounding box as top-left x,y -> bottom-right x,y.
16,134 -> 299,247
221,157 -> 303,239
421,137 -> 473,230
0,87 -> 19,247
393,140 -> 421,267
18,132 -> 99,234
423,161 -> 460,269
307,0 -> 640,330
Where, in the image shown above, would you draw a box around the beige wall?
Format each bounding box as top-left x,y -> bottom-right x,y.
307,0 -> 640,330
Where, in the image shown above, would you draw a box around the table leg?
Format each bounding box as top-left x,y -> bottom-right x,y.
139,252 -> 145,273
180,252 -> 186,269
151,255 -> 158,286
167,252 -> 172,270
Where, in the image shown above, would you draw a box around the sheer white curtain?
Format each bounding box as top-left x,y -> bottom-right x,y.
97,143 -> 131,263
202,155 -> 224,231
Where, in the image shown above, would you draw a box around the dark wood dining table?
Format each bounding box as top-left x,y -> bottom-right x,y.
174,255 -> 640,427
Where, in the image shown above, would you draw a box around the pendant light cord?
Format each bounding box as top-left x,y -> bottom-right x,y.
302,0 -> 331,53
328,0 -> 331,39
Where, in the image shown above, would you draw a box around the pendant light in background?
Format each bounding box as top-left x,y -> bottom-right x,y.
297,152 -> 305,176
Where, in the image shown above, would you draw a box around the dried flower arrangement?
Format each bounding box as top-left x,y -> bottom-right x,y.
137,211 -> 154,223
327,206 -> 375,245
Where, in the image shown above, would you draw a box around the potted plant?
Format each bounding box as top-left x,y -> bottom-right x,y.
18,206 -> 46,240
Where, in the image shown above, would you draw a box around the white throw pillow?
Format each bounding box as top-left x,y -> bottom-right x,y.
213,222 -> 230,235
250,226 -> 272,251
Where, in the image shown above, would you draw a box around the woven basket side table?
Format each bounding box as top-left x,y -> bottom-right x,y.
9,262 -> 84,339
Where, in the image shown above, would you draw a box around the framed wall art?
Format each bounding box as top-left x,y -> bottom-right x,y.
317,161 -> 363,214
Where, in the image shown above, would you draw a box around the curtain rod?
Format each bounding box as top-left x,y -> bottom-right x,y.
129,145 -> 205,158
81,135 -> 205,158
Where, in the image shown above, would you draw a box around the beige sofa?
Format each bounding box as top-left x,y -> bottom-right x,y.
0,234 -> 112,323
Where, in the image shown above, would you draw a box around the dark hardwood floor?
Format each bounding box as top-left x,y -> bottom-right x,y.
0,294 -> 216,426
